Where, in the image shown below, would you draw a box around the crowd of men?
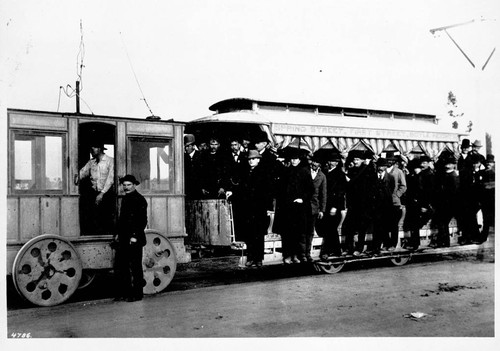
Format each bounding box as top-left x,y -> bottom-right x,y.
185,133 -> 495,267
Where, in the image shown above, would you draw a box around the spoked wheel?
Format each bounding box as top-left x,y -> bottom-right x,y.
77,269 -> 96,290
142,231 -> 177,295
316,262 -> 345,274
390,255 -> 410,266
12,234 -> 83,307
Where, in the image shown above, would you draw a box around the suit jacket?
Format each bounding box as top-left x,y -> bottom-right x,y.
325,166 -> 348,211
117,190 -> 148,246
311,169 -> 327,215
374,171 -> 395,211
346,163 -> 376,212
185,150 -> 202,199
388,166 -> 407,206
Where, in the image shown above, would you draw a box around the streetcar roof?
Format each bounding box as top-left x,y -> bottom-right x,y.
191,98 -> 462,136
7,108 -> 186,126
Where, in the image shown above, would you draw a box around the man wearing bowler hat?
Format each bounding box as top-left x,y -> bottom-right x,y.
458,138 -> 472,172
114,174 -> 148,302
319,152 -> 348,259
184,134 -> 203,199
342,149 -> 376,256
77,140 -> 115,235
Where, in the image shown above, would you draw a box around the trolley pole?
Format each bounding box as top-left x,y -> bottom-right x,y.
75,80 -> 81,114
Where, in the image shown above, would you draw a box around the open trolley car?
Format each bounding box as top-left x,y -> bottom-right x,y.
186,98 -> 468,273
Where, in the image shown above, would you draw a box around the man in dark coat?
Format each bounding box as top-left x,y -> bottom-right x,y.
303,154 -> 327,262
319,153 -> 347,259
479,154 -> 495,242
402,156 -> 435,250
273,148 -> 313,264
457,153 -> 483,244
235,150 -> 272,267
342,150 -> 376,256
184,134 -> 203,199
200,137 -> 230,199
114,174 -> 148,302
370,158 -> 395,254
457,138 -> 472,172
430,156 -> 459,248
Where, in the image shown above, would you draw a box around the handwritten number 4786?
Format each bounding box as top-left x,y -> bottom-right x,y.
11,333 -> 32,338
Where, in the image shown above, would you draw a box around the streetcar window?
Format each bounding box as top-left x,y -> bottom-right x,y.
13,133 -> 64,192
129,138 -> 173,193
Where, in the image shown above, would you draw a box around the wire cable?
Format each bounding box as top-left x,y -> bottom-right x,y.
120,31 -> 156,117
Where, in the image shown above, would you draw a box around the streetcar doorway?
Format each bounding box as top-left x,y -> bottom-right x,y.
77,122 -> 116,236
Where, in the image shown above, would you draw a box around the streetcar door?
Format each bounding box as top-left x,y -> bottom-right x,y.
77,122 -> 116,236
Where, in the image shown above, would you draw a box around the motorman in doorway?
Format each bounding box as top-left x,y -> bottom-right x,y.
76,140 -> 115,235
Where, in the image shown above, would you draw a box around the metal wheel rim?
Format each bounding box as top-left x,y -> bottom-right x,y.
12,234 -> 82,307
77,270 -> 96,290
142,231 -> 177,295
318,262 -> 344,274
390,256 -> 410,266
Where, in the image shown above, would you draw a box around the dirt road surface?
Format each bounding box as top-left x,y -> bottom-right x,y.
7,255 -> 495,341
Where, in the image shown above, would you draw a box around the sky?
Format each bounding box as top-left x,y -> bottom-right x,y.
1,0 -> 499,134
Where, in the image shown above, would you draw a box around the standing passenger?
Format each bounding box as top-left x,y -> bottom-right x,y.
430,156 -> 459,248
342,150 -> 376,256
227,137 -> 248,241
402,156 -> 435,250
386,155 -> 407,250
371,158 -> 395,254
457,153 -> 483,244
184,134 -> 203,199
274,148 -> 313,264
200,137 -> 229,199
236,150 -> 272,267
479,154 -> 495,242
303,154 -> 327,262
457,138 -> 472,172
319,153 -> 347,259
114,175 -> 147,302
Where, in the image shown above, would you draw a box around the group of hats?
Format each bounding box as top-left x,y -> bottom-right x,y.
461,138 -> 483,149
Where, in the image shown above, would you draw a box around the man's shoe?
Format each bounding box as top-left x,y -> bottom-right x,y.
283,257 -> 292,264
292,256 -> 301,264
245,260 -> 254,267
353,251 -> 361,257
255,261 -> 263,267
387,247 -> 396,252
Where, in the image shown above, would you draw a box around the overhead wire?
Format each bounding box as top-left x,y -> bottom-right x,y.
120,31 -> 156,117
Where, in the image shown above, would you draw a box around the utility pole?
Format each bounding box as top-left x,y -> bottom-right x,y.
75,80 -> 81,114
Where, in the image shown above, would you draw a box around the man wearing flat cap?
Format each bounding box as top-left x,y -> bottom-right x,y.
77,141 -> 115,235
235,150 -> 272,267
114,174 -> 148,302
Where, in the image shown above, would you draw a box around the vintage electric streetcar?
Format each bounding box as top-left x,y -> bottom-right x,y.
7,97 -> 469,306
6,109 -> 189,306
